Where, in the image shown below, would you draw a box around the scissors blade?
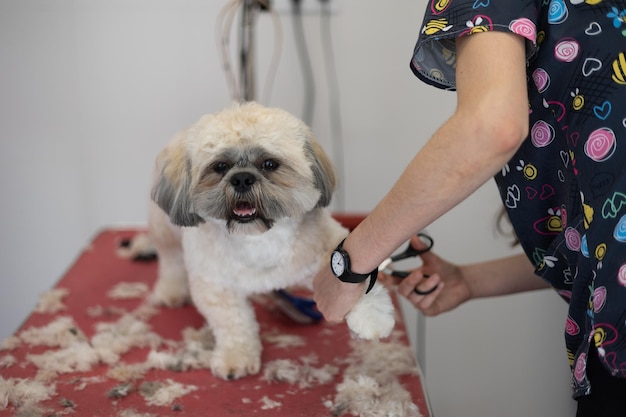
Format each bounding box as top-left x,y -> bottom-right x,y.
379,258 -> 392,272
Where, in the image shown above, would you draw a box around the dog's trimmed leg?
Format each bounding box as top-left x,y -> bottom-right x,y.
148,202 -> 190,307
151,247 -> 190,307
189,278 -> 261,380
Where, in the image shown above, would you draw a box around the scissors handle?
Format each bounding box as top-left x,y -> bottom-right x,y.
390,233 -> 434,262
390,270 -> 410,278
389,270 -> 438,294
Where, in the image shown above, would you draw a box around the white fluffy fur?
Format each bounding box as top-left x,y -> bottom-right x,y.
345,283 -> 396,341
142,102 -> 395,380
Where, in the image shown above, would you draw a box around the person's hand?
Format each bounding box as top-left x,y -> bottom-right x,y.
392,235 -> 471,316
312,264 -> 366,323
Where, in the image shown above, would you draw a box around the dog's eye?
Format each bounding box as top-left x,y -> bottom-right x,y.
261,159 -> 279,171
213,162 -> 231,174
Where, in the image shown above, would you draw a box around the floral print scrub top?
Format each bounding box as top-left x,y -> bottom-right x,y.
411,0 -> 626,398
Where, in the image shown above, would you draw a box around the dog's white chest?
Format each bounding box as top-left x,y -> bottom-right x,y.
181,219 -> 319,293
218,230 -> 292,269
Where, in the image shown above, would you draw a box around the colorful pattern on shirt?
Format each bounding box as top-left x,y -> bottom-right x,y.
411,0 -> 626,398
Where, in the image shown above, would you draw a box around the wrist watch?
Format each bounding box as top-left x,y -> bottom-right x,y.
330,239 -> 378,294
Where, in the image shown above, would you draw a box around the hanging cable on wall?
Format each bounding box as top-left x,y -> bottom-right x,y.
239,0 -> 257,101
319,0 -> 345,211
290,0 -> 316,127
216,0 -> 281,103
216,0 -> 242,101
260,3 -> 283,105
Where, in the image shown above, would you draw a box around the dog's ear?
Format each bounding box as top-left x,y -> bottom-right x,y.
151,133 -> 204,227
305,138 -> 336,208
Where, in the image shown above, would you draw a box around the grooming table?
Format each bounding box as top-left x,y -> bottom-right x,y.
0,218 -> 431,417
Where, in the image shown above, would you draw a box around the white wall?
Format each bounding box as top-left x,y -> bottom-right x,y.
0,1 -> 576,416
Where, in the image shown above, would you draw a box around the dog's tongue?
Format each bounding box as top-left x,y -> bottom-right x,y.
234,201 -> 256,217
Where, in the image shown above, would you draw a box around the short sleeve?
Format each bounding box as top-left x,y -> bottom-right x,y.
411,0 -> 539,91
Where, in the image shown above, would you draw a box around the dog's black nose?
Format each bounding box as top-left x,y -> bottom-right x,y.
230,172 -> 256,192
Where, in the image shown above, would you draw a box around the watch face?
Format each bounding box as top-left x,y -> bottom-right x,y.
331,250 -> 345,276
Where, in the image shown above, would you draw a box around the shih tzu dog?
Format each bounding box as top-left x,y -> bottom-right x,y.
124,102 -> 394,380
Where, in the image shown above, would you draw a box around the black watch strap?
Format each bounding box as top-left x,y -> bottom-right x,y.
364,268 -> 378,294
333,239 -> 379,294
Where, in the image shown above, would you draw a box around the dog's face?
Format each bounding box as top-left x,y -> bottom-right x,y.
151,102 -> 336,234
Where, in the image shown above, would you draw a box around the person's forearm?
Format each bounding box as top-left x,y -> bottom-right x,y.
342,113 -> 522,274
339,32 -> 529,276
313,33 -> 532,324
462,253 -> 550,299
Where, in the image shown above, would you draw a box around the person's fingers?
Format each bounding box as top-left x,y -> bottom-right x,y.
411,273 -> 441,297
396,271 -> 446,315
412,277 -> 438,295
414,281 -> 445,316
410,235 -> 437,265
377,272 -> 403,287
397,270 -> 440,298
410,234 -> 430,250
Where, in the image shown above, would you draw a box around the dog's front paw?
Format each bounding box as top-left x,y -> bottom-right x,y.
210,345 -> 261,380
345,284 -> 395,341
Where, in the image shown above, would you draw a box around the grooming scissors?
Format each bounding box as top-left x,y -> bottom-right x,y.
379,233 -> 438,295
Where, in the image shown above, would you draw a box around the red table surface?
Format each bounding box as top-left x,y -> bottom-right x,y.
0,220 -> 431,417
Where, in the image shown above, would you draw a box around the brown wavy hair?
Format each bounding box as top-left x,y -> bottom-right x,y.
496,207 -> 520,247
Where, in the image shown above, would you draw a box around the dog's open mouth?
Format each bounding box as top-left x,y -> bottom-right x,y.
232,201 -> 257,222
